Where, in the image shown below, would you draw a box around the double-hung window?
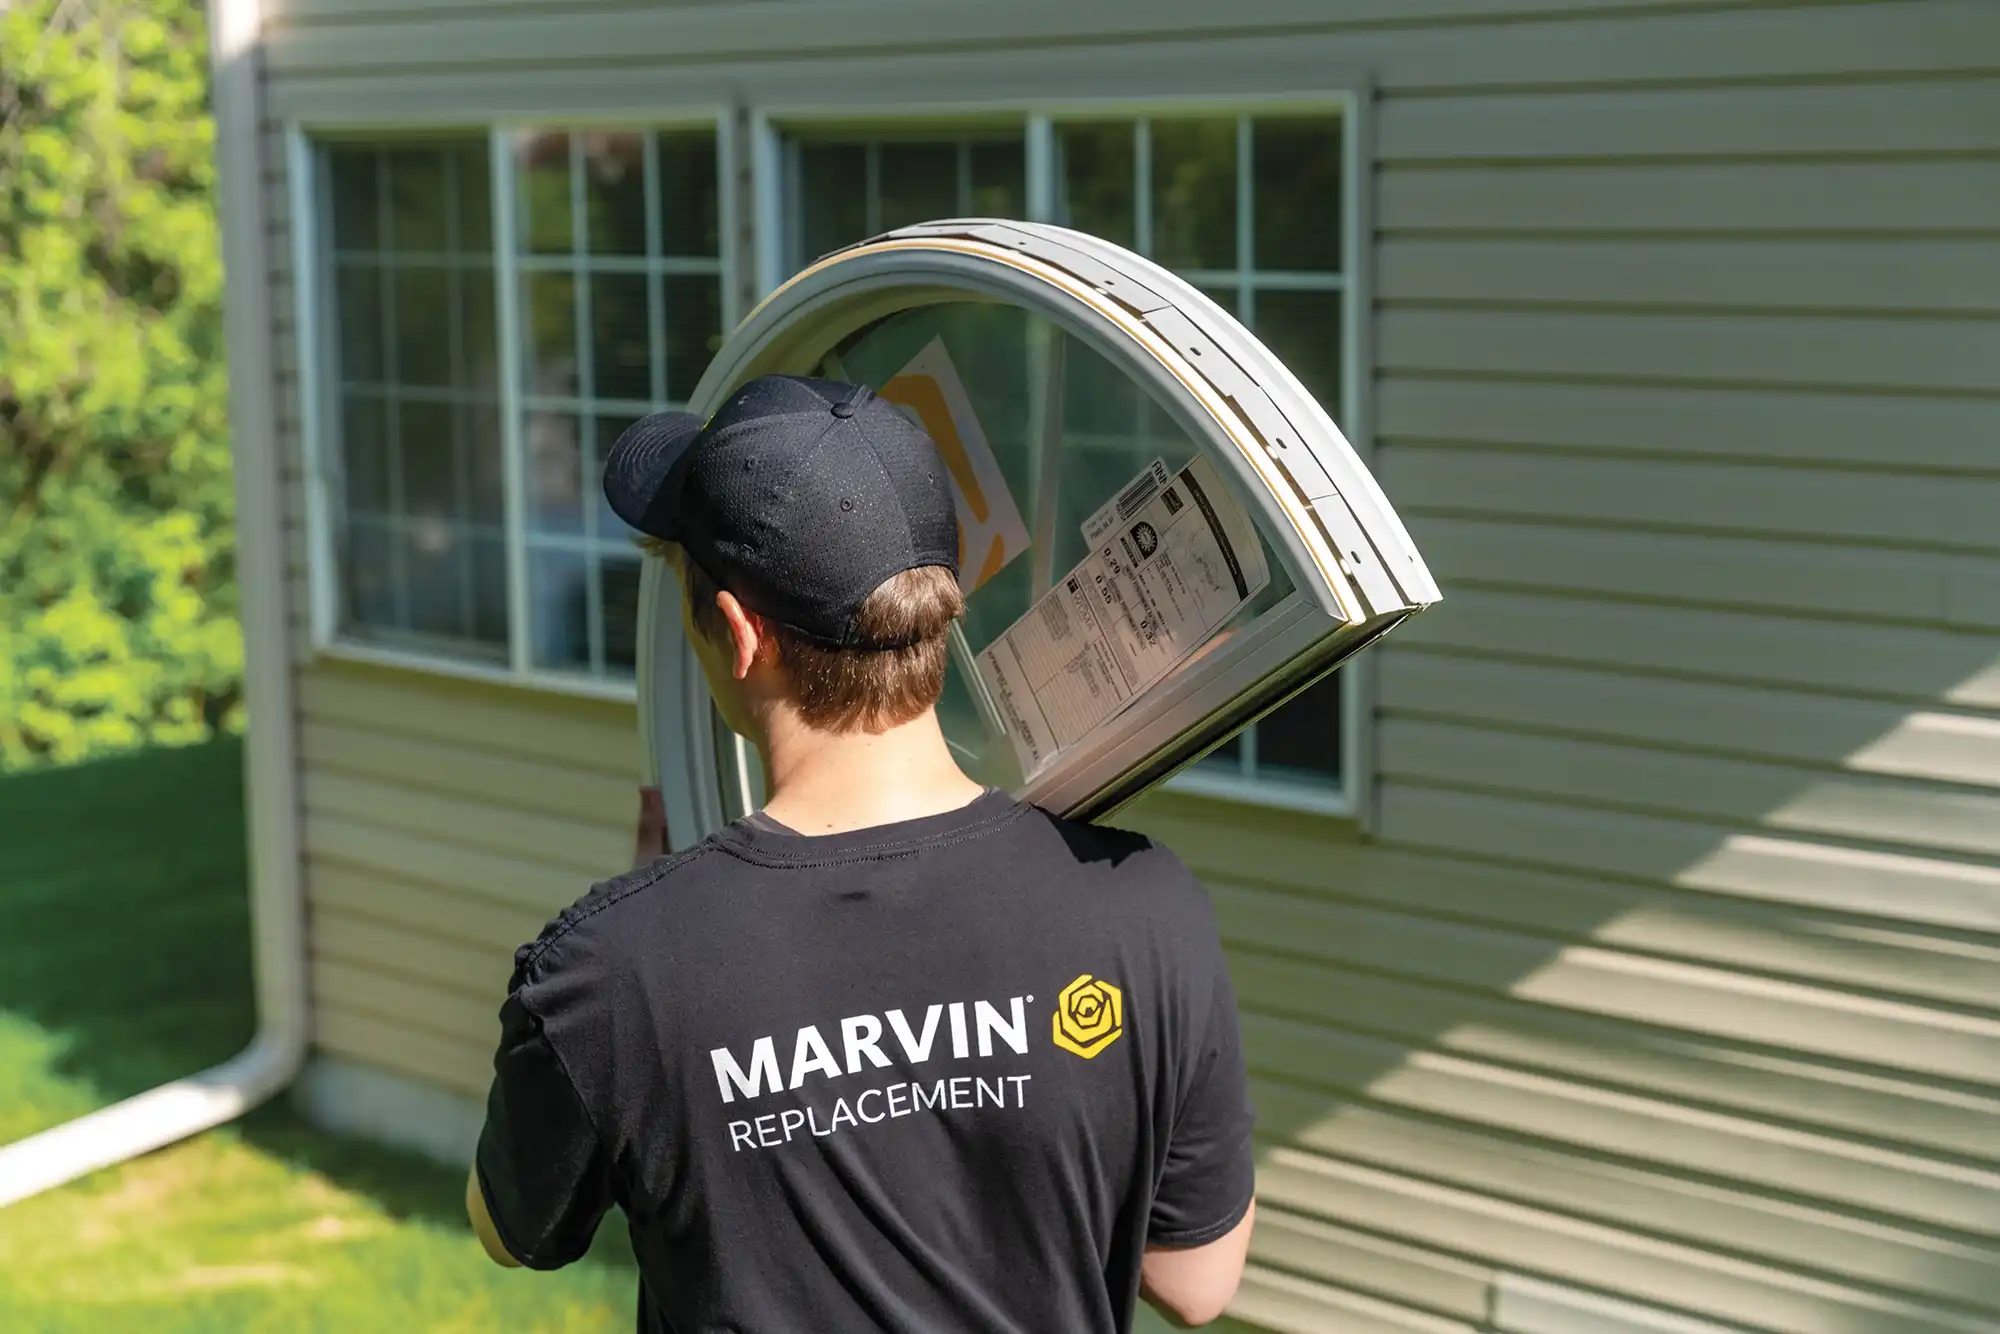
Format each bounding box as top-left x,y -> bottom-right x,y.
773,110 -> 1352,799
309,123 -> 727,688
304,95 -> 1359,804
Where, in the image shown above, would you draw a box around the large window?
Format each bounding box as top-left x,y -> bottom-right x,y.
778,112 -> 1350,793
308,102 -> 1356,801
314,125 -> 725,685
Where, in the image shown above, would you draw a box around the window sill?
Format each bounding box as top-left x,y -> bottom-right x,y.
1163,767 -> 1354,820
311,637 -> 640,706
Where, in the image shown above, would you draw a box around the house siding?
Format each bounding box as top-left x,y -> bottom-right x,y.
252,2 -> 2000,1330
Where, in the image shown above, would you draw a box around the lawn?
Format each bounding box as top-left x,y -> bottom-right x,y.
0,739 -> 637,1333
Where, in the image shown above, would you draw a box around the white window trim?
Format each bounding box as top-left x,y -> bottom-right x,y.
288,61 -> 1378,819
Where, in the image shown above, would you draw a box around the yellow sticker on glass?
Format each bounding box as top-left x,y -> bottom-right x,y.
878,337 -> 1033,596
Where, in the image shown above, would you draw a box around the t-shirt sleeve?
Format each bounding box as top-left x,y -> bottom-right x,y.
1148,939 -> 1257,1248
474,951 -> 616,1270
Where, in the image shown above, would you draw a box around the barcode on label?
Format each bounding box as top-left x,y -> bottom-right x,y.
1114,464 -> 1164,522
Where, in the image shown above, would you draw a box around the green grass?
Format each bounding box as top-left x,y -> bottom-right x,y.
0,740 -> 637,1332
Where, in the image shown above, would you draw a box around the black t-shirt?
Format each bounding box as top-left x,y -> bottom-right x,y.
475,790 -> 1255,1334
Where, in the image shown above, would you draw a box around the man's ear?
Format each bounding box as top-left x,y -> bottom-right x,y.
714,589 -> 764,681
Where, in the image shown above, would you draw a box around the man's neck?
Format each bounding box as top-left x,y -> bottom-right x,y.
754,708 -> 988,836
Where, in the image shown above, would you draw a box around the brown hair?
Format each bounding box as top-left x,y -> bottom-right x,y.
638,535 -> 963,732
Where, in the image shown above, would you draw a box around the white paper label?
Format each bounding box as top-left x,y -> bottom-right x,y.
975,455 -> 1270,781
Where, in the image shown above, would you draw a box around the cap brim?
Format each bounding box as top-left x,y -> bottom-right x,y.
602,411 -> 704,538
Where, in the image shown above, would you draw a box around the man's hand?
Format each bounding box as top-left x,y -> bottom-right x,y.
465,1166 -> 523,1268
633,786 -> 667,869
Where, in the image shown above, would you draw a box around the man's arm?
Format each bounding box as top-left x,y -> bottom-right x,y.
1140,1201 -> 1255,1328
465,1166 -> 523,1268
1141,866 -> 1259,1327
471,976 -> 616,1270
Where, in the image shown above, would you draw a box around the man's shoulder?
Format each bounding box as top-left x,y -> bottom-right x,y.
508,841 -> 729,986
1015,805 -> 1208,911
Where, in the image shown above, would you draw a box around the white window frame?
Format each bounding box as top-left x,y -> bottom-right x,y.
289,113 -> 738,704
288,57 -> 1376,820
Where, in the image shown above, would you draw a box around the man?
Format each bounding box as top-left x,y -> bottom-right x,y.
466,375 -> 1257,1332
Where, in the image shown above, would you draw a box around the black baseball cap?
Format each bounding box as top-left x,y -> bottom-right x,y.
602,374 -> 960,648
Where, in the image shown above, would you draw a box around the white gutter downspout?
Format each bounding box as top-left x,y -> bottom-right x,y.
0,0 -> 308,1207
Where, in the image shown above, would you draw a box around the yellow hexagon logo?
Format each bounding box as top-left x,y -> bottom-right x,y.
1053,974 -> 1124,1059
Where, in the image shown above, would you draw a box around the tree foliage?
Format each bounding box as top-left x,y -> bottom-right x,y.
0,0 -> 240,770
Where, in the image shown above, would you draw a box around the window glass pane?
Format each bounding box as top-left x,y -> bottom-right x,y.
457,266 -> 498,393
384,148 -> 449,252
464,399 -> 506,522
589,272 -> 652,400
583,132 -> 648,256
1150,118 -> 1236,271
526,412 -> 583,534
323,133 -> 501,661
342,521 -> 396,629
334,264 -> 382,382
340,395 -> 389,513
969,140 -> 1026,218
1060,123 -> 1134,249
524,272 -> 577,396
453,143 -> 493,253
471,537 -> 509,646
1253,117 -> 1340,272
403,525 -> 468,640
397,401 -> 457,519
657,131 -> 720,257
877,142 -> 958,233
796,131 -> 1025,265
602,556 -> 643,673
519,132 -> 573,254
662,275 -> 722,402
799,144 -> 867,261
1256,675 -> 1342,779
1254,290 -> 1341,418
1055,122 -> 1134,250
391,266 -> 452,384
530,549 -> 591,671
327,149 -> 380,250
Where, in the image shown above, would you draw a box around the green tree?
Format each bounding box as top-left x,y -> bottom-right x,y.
0,0 -> 239,770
